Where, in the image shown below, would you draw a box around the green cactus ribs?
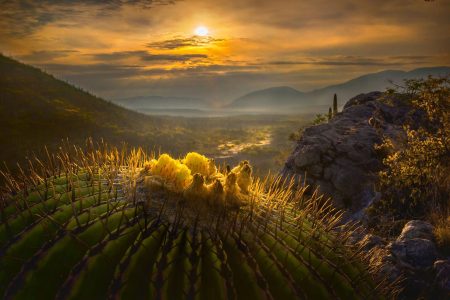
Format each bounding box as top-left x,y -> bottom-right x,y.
0,142 -> 388,299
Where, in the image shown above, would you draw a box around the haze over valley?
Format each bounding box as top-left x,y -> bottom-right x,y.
108,67 -> 450,116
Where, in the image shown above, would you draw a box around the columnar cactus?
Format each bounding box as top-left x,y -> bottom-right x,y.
333,93 -> 338,116
0,142 -> 389,299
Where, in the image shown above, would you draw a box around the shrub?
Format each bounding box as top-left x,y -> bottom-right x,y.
312,114 -> 327,125
435,217 -> 450,255
368,76 -> 450,231
429,208 -> 450,255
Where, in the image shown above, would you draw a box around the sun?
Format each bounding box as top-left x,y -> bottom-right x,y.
194,26 -> 209,37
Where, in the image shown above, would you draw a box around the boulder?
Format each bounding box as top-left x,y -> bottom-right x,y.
388,238 -> 437,269
397,220 -> 435,242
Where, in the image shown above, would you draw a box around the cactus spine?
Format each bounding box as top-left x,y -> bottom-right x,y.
0,142 -> 392,299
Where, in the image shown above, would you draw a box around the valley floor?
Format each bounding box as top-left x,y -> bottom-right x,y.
0,113 -> 314,177
158,113 -> 314,176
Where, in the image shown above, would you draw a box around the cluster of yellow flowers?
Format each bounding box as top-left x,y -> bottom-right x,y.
144,154 -> 192,191
182,152 -> 217,177
142,152 -> 253,209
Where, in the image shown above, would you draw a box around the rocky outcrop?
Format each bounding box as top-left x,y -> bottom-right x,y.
282,91 -> 424,215
351,220 -> 450,299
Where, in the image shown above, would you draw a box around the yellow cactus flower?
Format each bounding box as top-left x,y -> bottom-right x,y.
237,163 -> 252,194
183,173 -> 208,205
206,179 -> 225,207
183,152 -> 216,177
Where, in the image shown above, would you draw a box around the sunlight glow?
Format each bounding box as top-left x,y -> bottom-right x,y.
194,26 -> 209,36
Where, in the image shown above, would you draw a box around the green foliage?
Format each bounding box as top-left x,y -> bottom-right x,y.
368,76 -> 450,231
0,143 -> 388,299
288,127 -> 304,141
313,114 -> 328,125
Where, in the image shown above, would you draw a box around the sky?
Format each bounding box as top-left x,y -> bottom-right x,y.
0,0 -> 449,103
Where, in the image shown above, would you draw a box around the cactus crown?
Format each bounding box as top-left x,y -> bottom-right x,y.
0,141 -> 393,299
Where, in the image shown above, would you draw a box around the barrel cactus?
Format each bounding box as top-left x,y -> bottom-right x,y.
0,142 -> 390,299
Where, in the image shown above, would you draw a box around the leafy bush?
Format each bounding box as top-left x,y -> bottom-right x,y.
288,128 -> 304,141
312,114 -> 328,125
368,76 -> 449,231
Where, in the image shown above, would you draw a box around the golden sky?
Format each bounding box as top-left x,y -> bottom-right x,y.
1,0 -> 449,101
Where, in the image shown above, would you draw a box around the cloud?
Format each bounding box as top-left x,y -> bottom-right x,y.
38,63 -> 148,79
206,0 -> 450,31
17,50 -> 79,61
389,55 -> 432,63
0,0 -> 180,37
85,51 -> 147,61
268,58 -> 397,67
146,36 -> 225,50
141,53 -> 207,62
183,64 -> 260,73
85,50 -> 207,63
38,62 -> 257,80
266,55 -> 435,67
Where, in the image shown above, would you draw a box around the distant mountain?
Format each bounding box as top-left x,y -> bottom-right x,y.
230,86 -> 304,109
228,67 -> 450,111
113,95 -> 208,110
307,66 -> 450,106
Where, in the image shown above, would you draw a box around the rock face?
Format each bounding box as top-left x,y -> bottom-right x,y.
282,92 -> 447,298
282,91 -> 423,215
352,221 -> 450,299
